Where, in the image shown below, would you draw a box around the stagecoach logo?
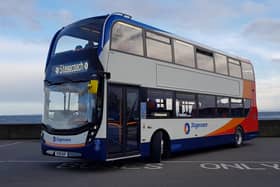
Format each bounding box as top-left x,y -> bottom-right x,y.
184,122 -> 208,135
53,136 -> 71,143
184,123 -> 191,135
54,61 -> 89,75
191,122 -> 208,129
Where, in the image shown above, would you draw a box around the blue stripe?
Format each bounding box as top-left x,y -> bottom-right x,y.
140,132 -> 258,157
244,132 -> 259,140
42,132 -> 258,160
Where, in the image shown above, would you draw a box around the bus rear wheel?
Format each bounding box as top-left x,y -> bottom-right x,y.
150,131 -> 163,163
234,127 -> 243,147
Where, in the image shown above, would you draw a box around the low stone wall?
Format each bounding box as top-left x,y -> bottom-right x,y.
0,120 -> 279,139
0,124 -> 41,139
259,120 -> 280,137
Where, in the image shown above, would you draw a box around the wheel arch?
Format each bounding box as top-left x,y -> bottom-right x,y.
236,125 -> 245,136
150,128 -> 171,156
150,128 -> 171,143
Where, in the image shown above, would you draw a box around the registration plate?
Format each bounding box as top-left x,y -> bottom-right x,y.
54,151 -> 68,157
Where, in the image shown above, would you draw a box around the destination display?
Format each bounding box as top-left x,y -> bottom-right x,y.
53,61 -> 89,75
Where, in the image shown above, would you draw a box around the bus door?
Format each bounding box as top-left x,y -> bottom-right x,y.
107,84 -> 140,158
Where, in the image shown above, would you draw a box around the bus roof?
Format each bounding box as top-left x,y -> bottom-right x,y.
103,13 -> 252,64
64,12 -> 252,64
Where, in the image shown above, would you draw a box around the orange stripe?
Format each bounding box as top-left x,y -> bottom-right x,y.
108,122 -> 121,127
108,121 -> 137,127
243,80 -> 253,99
207,118 -> 245,136
127,121 -> 137,126
45,141 -> 85,148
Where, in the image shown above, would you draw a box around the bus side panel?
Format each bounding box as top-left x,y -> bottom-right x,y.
141,118 -> 243,145
140,117 -> 258,157
140,134 -> 235,157
170,135 -> 235,153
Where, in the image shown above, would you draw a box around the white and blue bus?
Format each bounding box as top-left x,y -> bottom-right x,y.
42,13 -> 258,162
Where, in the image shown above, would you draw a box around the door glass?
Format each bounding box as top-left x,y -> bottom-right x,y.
126,88 -> 139,151
107,86 -> 123,153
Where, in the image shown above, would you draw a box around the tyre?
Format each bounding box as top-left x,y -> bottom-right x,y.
234,127 -> 243,147
150,131 -> 163,163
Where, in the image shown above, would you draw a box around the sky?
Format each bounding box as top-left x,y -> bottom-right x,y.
0,0 -> 279,115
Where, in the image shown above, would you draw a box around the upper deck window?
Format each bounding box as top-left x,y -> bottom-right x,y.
174,40 -> 195,68
111,22 -> 144,56
146,31 -> 172,62
228,58 -> 242,78
55,36 -> 97,54
51,16 -> 107,57
242,62 -> 254,80
196,49 -> 214,72
214,53 -> 228,75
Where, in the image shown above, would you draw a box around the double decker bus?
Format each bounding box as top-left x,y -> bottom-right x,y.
42,13 -> 258,162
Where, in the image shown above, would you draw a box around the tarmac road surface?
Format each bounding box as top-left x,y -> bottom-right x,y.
0,138 -> 279,187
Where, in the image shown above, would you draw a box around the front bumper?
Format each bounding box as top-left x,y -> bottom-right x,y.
41,138 -> 107,161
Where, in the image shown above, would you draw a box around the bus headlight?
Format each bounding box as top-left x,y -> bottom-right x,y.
86,125 -> 99,144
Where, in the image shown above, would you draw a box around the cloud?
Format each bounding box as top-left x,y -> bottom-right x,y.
93,0 -> 275,34
271,58 -> 280,63
243,19 -> 280,45
0,0 -> 41,30
0,63 -> 44,114
94,0 -> 239,32
0,1 -> 74,30
0,102 -> 42,115
43,9 -> 74,26
0,36 -> 47,114
257,75 -> 280,111
241,1 -> 268,16
0,36 -> 48,64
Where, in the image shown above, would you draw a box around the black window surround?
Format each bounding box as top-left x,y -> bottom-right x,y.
142,87 -> 251,119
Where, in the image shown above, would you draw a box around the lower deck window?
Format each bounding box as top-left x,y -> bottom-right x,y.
244,99 -> 251,116
176,93 -> 197,118
230,98 -> 244,117
143,88 -> 250,119
198,95 -> 216,117
146,89 -> 173,118
217,96 -> 230,117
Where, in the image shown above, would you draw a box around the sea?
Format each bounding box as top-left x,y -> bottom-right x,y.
0,115 -> 42,124
258,112 -> 280,120
0,112 -> 279,124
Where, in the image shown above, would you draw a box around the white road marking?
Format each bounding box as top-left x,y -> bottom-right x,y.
0,160 -> 278,164
0,160 -> 67,163
0,142 -> 23,148
163,160 -> 280,164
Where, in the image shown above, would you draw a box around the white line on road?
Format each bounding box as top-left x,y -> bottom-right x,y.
0,142 -> 23,148
163,160 -> 280,164
0,160 -> 278,164
0,160 -> 71,163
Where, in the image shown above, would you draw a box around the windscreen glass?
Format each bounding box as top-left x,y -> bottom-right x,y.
43,82 -> 96,130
